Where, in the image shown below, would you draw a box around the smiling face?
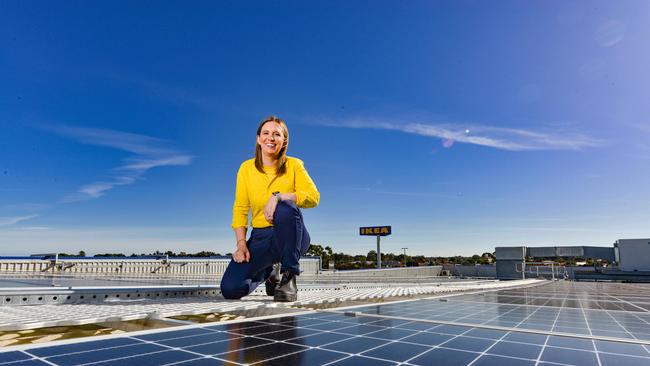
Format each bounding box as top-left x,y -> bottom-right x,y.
256,121 -> 286,158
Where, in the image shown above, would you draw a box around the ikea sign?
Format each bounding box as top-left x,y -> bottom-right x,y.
359,226 -> 392,236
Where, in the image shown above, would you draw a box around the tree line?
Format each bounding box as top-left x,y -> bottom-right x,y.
306,244 -> 495,270
57,246 -> 496,270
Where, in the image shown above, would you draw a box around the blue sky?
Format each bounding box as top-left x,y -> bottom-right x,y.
1,1 -> 649,256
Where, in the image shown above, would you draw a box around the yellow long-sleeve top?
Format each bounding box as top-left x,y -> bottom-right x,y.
232,156 -> 320,229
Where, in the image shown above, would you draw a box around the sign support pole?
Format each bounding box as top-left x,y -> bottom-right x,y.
377,235 -> 381,269
359,226 -> 391,270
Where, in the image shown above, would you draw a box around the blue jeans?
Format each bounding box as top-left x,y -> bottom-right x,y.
220,200 -> 311,299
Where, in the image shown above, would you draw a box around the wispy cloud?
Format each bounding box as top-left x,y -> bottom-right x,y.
2,203 -> 51,212
0,215 -> 38,227
18,226 -> 50,231
0,225 -> 230,255
496,226 -> 612,233
349,187 -> 459,199
316,118 -> 603,151
107,73 -> 218,110
630,123 -> 650,134
43,125 -> 194,201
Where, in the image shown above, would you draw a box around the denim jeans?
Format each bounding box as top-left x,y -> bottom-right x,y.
220,200 -> 310,299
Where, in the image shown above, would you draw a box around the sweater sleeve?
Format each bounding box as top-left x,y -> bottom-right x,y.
231,163 -> 250,229
293,159 -> 320,208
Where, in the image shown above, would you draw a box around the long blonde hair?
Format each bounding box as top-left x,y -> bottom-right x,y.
255,116 -> 289,176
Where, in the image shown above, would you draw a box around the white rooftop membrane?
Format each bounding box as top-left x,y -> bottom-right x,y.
0,279 -> 540,331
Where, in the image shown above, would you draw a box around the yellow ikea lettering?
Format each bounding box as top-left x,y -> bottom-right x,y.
380,227 -> 389,234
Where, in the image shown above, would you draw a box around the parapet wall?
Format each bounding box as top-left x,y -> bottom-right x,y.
0,257 -> 321,278
445,264 -> 496,278
0,257 -> 446,281
314,266 -> 443,280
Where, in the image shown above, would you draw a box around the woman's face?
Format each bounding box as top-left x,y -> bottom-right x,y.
257,121 -> 285,157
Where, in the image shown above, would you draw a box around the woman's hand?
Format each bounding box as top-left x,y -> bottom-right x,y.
264,195 -> 279,224
233,243 -> 250,263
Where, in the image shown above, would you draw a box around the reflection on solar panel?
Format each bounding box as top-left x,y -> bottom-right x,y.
351,282 -> 650,342
1,281 -> 650,365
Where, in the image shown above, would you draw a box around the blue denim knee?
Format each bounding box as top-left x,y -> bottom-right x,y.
273,200 -> 299,225
220,277 -> 247,299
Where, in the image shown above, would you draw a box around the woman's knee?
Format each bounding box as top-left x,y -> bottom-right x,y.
274,200 -> 299,224
220,278 -> 246,300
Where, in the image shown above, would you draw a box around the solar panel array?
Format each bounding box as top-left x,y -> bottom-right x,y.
2,312 -> 650,365
454,281 -> 650,312
1,281 -> 650,366
352,296 -> 650,341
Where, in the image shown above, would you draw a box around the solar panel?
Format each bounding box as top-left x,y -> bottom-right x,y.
2,282 -> 650,366
347,283 -> 650,342
2,311 -> 648,365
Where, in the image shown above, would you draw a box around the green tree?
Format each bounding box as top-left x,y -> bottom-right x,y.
366,250 -> 377,262
94,253 -> 126,257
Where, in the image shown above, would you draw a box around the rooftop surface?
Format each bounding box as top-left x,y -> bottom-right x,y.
0,279 -> 530,331
1,280 -> 650,365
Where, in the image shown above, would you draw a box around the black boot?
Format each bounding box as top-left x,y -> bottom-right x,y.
273,271 -> 297,302
265,274 -> 278,296
265,263 -> 281,296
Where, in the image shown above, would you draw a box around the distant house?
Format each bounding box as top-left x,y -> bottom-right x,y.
382,260 -> 402,268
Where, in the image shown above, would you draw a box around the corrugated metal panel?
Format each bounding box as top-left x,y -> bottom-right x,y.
496,260 -> 523,279
556,246 -> 584,257
582,247 -> 615,261
527,247 -> 557,258
0,257 -> 322,277
495,247 -> 526,260
617,239 -> 650,271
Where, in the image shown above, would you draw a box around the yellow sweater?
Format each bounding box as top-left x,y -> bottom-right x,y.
232,156 -> 320,229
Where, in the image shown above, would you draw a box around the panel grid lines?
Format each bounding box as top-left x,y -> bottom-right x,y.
576,292 -> 603,366
3,312 -> 650,366
442,295 -> 650,314
3,282 -> 650,366
342,283 -> 650,344
473,298 -> 548,366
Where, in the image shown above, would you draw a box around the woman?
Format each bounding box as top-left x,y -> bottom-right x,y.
220,116 -> 319,302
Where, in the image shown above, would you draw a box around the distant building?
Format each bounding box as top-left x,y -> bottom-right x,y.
496,239 -> 650,281
615,239 -> 650,271
382,260 -> 402,268
526,246 -> 615,261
